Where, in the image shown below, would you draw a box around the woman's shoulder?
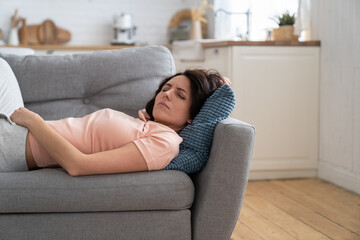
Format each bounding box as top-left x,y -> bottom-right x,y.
145,121 -> 182,141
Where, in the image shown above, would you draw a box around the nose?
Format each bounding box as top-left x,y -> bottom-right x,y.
163,89 -> 172,100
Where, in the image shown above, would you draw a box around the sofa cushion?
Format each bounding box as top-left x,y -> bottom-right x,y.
0,168 -> 194,213
0,46 -> 175,120
164,84 -> 235,174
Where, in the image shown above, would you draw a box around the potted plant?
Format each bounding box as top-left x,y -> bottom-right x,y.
272,11 -> 298,41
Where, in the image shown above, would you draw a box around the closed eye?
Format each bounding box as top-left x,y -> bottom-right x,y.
177,93 -> 185,100
162,84 -> 187,100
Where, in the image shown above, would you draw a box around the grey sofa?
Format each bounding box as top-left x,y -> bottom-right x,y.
0,46 -> 255,240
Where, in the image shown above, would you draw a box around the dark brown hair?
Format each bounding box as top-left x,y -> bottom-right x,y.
145,69 -> 224,121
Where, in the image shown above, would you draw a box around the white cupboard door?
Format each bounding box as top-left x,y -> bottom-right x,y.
232,46 -> 320,178
174,47 -> 231,77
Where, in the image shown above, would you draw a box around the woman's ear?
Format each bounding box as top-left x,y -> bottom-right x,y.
187,119 -> 193,124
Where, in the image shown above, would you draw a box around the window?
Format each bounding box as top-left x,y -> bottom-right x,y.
213,0 -> 299,40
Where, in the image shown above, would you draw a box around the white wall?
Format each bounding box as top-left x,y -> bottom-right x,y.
311,0 -> 360,194
0,0 -> 192,45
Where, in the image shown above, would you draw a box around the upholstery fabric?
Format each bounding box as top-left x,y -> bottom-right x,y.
191,118 -> 255,240
164,84 -> 235,174
0,210 -> 191,240
0,117 -> 28,172
0,168 -> 194,213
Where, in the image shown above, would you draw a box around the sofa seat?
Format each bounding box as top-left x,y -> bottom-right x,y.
0,168 -> 194,213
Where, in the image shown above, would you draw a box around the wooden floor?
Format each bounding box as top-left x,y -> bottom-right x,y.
231,178 -> 360,240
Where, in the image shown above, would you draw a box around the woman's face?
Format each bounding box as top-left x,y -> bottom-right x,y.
153,75 -> 193,132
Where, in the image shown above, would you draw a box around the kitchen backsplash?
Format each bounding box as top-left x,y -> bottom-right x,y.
0,0 -> 193,45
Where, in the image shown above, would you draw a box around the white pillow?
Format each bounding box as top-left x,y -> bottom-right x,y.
0,57 -> 24,119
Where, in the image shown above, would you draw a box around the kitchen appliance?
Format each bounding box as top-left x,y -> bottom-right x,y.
111,13 -> 136,45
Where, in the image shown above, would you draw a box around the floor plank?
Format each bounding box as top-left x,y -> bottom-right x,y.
248,181 -> 358,240
285,178 -> 360,219
269,180 -> 360,234
236,202 -> 297,240
231,221 -> 265,240
231,178 -> 360,240
242,191 -> 330,240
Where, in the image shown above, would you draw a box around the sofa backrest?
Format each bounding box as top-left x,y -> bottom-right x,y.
0,46 -> 175,120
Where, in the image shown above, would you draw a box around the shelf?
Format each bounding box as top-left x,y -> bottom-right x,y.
2,44 -> 141,50
201,40 -> 321,48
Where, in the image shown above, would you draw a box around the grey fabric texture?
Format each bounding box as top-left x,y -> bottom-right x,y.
0,168 -> 193,213
0,210 -> 191,240
0,45 -> 175,120
0,117 -> 28,172
191,118 -> 255,240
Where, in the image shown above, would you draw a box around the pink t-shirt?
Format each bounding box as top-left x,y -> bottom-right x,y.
28,108 -> 183,170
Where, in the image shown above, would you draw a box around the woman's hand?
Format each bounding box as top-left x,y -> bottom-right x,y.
138,108 -> 151,122
221,76 -> 232,86
10,107 -> 43,128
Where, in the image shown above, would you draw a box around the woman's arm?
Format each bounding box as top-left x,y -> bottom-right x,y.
10,107 -> 148,176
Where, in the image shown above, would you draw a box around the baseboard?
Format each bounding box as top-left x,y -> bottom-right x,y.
318,161 -> 360,195
249,169 -> 317,180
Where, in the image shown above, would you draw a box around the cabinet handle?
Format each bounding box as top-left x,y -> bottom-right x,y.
213,48 -> 219,55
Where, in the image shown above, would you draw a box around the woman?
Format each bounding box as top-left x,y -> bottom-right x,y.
2,61 -> 230,176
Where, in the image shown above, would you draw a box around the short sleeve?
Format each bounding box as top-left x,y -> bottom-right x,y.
133,128 -> 182,171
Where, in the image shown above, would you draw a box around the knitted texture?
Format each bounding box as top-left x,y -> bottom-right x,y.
164,84 -> 235,174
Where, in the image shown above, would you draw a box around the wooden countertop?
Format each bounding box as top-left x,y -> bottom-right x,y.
2,40 -> 320,51
201,40 -> 321,48
2,44 -> 140,50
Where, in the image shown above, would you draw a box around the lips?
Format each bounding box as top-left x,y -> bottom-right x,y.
158,101 -> 170,110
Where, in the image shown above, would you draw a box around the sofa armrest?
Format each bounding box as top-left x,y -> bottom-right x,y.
191,117 -> 255,240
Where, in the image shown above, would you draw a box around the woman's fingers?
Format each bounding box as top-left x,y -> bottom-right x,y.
10,107 -> 40,127
10,107 -> 25,125
138,108 -> 151,121
221,76 -> 232,85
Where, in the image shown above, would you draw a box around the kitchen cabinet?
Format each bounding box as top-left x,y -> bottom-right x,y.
174,46 -> 232,77
173,42 -> 320,180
